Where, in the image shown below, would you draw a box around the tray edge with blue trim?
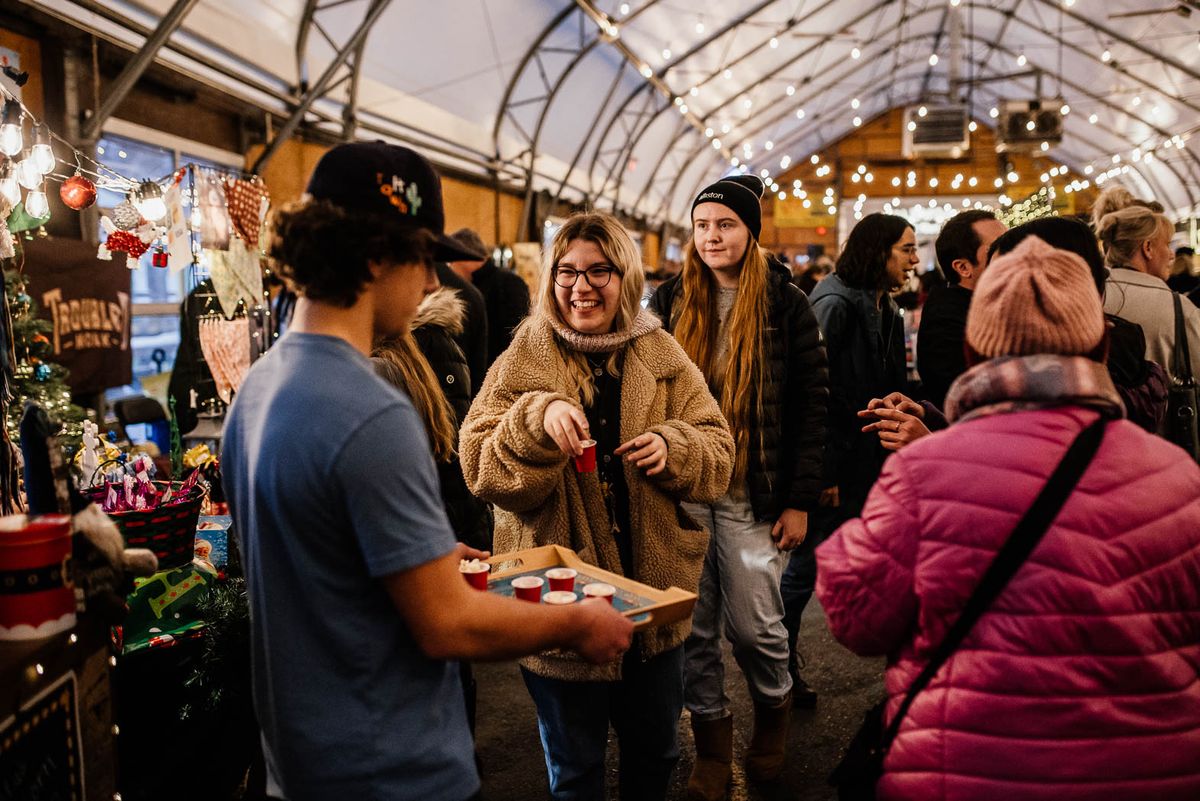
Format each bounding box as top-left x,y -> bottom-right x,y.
485,544 -> 697,631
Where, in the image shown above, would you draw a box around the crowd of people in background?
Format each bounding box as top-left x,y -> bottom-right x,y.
220,140 -> 1200,801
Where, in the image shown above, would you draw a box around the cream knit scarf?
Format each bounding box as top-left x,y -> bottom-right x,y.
547,308 -> 662,353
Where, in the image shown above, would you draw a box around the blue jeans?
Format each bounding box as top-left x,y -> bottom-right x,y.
521,646 -> 685,801
781,504 -> 852,665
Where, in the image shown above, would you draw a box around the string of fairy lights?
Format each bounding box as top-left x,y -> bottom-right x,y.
0,83 -> 142,220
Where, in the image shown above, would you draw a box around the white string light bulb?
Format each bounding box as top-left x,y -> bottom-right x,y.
25,186 -> 49,218
31,123 -> 54,174
15,150 -> 42,190
0,101 -> 21,157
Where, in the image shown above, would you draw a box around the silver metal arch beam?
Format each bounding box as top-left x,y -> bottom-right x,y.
685,10 -> 1200,207
583,0 -> 840,206
605,0 -> 1200,221
252,0 -> 392,172
757,81 -> 1172,214
81,0 -> 200,141
591,0 -> 890,213
667,38 -> 1190,226
1031,0 -> 1200,85
543,0 -> 784,210
747,33 -> 1194,210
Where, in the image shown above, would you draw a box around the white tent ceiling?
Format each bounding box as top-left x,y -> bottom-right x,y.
27,0 -> 1200,224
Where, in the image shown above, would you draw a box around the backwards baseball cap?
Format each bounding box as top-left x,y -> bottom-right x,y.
305,141 -> 479,262
691,174 -> 766,239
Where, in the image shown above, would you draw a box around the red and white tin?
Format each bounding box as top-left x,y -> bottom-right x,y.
0,515 -> 75,640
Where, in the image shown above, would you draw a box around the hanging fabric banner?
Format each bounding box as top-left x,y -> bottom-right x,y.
20,237 -> 132,393
196,170 -> 230,251
164,181 -> 190,271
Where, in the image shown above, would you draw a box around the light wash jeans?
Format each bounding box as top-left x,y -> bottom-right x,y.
683,492 -> 792,719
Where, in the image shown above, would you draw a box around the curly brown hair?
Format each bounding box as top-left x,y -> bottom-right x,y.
267,198 -> 434,308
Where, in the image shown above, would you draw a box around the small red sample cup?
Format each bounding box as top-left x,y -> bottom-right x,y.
542,591 -> 578,605
574,439 -> 597,473
459,560 -> 490,590
582,583 -> 616,605
511,576 -> 544,602
546,567 -> 577,592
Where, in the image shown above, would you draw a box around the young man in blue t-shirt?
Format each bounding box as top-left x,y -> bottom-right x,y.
222,142 -> 633,801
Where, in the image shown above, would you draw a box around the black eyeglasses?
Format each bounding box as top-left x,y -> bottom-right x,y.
553,266 -> 615,289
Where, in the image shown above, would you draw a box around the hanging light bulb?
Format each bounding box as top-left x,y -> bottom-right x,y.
30,124 -> 54,174
0,101 -> 21,157
134,179 -> 167,222
15,149 -> 42,190
25,185 -> 49,218
0,161 -> 18,206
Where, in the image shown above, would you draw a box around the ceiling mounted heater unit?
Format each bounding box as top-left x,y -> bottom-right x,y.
996,100 -> 1064,152
902,105 -> 970,159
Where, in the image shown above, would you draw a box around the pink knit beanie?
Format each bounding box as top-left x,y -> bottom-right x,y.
965,235 -> 1105,358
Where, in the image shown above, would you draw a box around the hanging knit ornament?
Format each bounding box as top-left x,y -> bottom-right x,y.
34,363 -> 50,382
112,200 -> 143,231
59,174 -> 98,210
105,230 -> 150,265
222,177 -> 269,246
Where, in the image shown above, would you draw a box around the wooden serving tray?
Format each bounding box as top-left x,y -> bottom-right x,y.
486,545 -> 697,631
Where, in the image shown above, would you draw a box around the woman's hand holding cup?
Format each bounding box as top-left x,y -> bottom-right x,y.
544,400 -> 591,457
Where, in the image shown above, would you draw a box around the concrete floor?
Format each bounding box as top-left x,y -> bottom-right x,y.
474,600 -> 885,801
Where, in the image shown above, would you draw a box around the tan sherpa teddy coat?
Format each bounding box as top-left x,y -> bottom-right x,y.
460,315 -> 734,681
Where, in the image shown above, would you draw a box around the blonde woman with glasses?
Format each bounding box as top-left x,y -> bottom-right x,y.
461,211 -> 734,801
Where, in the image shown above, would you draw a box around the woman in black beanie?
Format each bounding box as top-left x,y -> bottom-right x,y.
649,174 -> 829,800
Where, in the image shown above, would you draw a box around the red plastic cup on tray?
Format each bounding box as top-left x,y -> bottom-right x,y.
459,559 -> 490,590
542,591 -> 578,605
511,576 -> 544,602
583,583 -> 616,605
574,439 -> 597,473
546,568 -> 577,593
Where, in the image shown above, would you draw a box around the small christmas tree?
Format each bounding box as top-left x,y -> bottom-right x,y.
3,269 -> 88,453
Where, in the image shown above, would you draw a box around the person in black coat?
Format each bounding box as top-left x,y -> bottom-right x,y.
782,213 -> 917,703
648,173 -> 828,794
919,210 -> 1008,409
448,228 -> 531,370
435,262 -> 488,399
373,286 -> 491,551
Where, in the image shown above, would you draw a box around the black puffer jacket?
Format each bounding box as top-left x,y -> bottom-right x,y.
649,270 -> 829,520
410,288 -> 493,551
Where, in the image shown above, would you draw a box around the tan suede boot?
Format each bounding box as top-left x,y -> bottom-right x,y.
745,692 -> 792,783
686,713 -> 733,801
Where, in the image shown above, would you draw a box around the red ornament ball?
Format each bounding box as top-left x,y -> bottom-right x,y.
60,175 -> 98,211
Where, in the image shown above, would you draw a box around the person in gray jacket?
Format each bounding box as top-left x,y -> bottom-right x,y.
1098,201 -> 1200,385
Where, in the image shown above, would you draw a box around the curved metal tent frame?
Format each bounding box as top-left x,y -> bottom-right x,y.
492,0 -> 1200,225
42,0 -> 1200,227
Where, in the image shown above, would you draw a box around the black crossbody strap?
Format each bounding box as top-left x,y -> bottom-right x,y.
881,416 -> 1108,750
1173,293 -> 1195,383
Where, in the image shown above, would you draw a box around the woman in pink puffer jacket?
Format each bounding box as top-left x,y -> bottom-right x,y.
817,236 -> 1200,801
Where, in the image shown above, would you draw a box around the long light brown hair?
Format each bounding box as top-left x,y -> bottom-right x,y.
371,337 -> 457,463
672,236 -> 769,486
525,212 -> 646,406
